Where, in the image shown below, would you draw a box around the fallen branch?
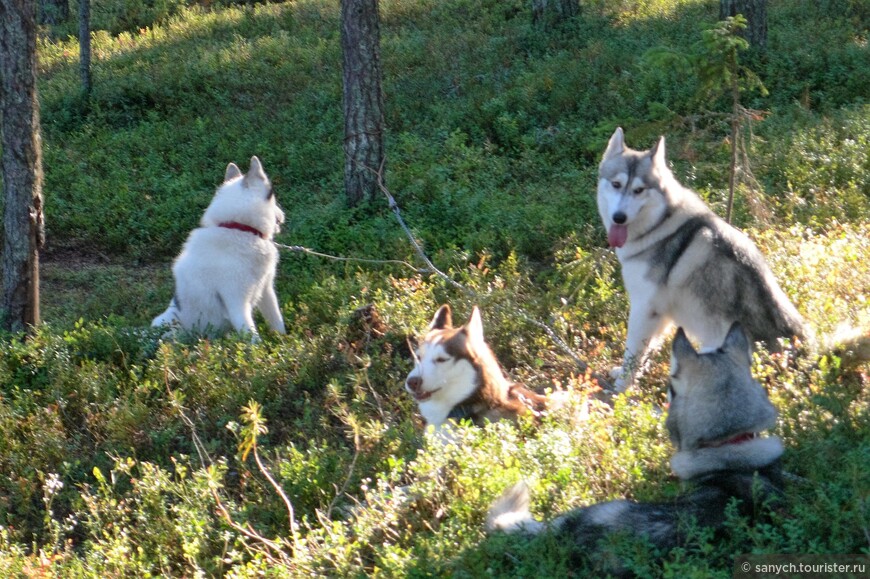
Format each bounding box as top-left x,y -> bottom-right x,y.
373,157 -> 465,293
274,242 -> 428,275
370,159 -> 610,388
272,156 -> 610,387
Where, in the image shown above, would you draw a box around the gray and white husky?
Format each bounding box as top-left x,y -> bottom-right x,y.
487,323 -> 784,573
405,304 -> 548,440
597,127 -> 804,390
152,156 -> 286,340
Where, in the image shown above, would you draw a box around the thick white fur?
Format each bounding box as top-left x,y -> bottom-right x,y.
485,482 -> 545,534
488,481 -> 584,534
670,437 -> 784,480
598,129 -> 713,389
597,128 -> 795,390
152,157 -> 286,340
405,307 -> 490,434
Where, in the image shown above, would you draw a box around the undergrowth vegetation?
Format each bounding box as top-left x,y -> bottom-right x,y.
0,0 -> 867,575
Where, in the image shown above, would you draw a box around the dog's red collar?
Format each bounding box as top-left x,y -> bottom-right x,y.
219,221 -> 265,239
700,432 -> 758,449
721,432 -> 757,446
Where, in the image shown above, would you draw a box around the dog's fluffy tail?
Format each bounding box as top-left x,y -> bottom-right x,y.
826,325 -> 870,371
486,482 -> 545,534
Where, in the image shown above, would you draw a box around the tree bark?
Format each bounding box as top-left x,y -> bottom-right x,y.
720,0 -> 767,51
0,0 -> 45,332
79,0 -> 91,94
340,0 -> 385,206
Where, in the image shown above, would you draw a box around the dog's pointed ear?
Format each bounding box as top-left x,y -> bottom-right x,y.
650,136 -> 667,166
722,322 -> 751,365
225,162 -> 242,182
672,327 -> 698,361
465,306 -> 485,346
429,304 -> 452,331
243,156 -> 268,187
603,127 -> 625,158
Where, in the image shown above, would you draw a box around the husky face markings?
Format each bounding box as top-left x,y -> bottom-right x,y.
597,127 -> 805,391
152,156 -> 286,341
597,131 -> 670,249
405,304 -> 547,437
405,305 -> 497,432
487,324 -> 784,572
406,308 -> 479,406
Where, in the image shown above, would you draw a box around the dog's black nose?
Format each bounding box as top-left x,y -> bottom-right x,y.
612,211 -> 627,224
406,376 -> 422,390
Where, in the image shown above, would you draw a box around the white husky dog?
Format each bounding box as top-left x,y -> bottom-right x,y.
152,156 -> 286,340
597,128 -> 804,391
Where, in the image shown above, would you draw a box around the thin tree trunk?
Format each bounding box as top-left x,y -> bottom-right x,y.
0,0 -> 45,332
725,49 -> 740,224
341,0 -> 385,206
720,0 -> 767,51
79,0 -> 91,94
726,113 -> 740,224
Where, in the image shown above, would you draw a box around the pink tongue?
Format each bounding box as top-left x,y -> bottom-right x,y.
608,224 -> 628,248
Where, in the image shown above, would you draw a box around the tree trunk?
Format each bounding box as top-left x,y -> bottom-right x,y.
532,0 -> 579,28
720,0 -> 767,51
725,67 -> 740,224
38,0 -> 68,25
0,0 -> 45,332
340,0 -> 385,207
79,0 -> 91,94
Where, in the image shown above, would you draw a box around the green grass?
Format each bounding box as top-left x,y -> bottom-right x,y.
0,0 -> 868,575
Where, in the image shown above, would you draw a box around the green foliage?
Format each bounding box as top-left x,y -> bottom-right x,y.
3,221 -> 869,575
35,0 -> 868,266
758,105 -> 870,225
764,0 -> 870,110
4,0 -> 868,575
642,14 -> 768,224
645,15 -> 767,113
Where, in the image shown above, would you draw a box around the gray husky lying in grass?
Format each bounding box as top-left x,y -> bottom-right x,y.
487,323 -> 783,572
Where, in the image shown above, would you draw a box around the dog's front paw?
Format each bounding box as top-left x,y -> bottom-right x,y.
609,366 -> 629,393
545,389 -> 571,410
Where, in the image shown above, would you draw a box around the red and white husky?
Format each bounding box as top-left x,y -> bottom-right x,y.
405,304 -> 548,439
